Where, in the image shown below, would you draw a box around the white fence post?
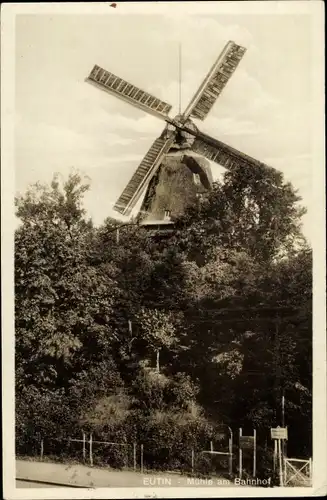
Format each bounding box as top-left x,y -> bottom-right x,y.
40,438 -> 44,460
228,437 -> 233,478
133,442 -> 137,471
253,429 -> 256,477
82,431 -> 86,461
284,452 -> 287,484
140,444 -> 144,474
239,428 -> 242,479
273,439 -> 277,473
278,439 -> 283,486
89,433 -> 93,467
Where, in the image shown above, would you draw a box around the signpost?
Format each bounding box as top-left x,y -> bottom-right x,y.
239,429 -> 256,478
271,426 -> 288,486
271,427 -> 288,440
239,436 -> 255,449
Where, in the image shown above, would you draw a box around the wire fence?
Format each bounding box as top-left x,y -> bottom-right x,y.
16,430 -> 311,485
16,433 -> 290,483
16,433 -> 137,471
16,433 -> 237,477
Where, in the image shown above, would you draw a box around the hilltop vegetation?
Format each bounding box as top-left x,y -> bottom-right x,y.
15,167 -> 312,472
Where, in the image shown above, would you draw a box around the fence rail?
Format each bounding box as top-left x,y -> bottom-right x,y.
19,433 -> 138,471
16,434 -> 237,478
18,432 -> 306,484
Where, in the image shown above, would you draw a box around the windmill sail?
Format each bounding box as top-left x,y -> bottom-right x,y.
192,130 -> 273,172
114,135 -> 176,216
184,41 -> 246,121
86,65 -> 172,119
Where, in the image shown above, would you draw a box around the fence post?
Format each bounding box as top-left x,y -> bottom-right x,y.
82,431 -> 86,461
125,444 -> 128,469
210,440 -> 213,452
40,438 -> 44,461
140,444 -> 144,474
284,458 -> 288,486
239,428 -> 242,479
273,439 -> 277,473
284,452 -> 287,484
278,439 -> 283,486
253,429 -> 256,477
228,437 -> 233,478
191,448 -> 195,475
89,433 -> 93,467
133,443 -> 137,471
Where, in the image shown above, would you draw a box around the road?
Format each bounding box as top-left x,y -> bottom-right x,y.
16,459 -> 237,488
16,480 -> 66,488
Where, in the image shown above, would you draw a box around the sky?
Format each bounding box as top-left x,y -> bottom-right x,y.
15,4 -> 318,241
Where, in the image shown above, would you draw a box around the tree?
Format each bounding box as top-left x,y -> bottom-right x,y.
135,308 -> 178,372
15,173 -> 119,389
173,164 -> 306,264
181,247 -> 312,456
15,164 -> 311,467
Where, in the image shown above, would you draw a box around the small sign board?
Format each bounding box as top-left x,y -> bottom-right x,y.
271,426 -> 288,440
239,436 -> 255,449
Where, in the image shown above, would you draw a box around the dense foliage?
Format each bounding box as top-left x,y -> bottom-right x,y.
15,166 -> 312,475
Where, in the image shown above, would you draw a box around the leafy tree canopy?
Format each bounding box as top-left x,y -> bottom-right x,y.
15,166 -> 312,462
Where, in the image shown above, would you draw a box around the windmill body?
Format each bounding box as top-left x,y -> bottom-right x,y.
86,41 -> 275,225
139,152 -> 213,224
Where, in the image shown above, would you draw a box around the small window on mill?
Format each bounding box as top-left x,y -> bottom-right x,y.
193,173 -> 201,185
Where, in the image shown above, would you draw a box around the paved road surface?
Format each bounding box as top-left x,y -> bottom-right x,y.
16,480 -> 65,488
16,459 -> 235,488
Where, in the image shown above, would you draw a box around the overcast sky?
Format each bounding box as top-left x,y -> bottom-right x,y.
15,4 -> 318,240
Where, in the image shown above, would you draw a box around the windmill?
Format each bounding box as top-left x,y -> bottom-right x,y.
86,41 -> 273,225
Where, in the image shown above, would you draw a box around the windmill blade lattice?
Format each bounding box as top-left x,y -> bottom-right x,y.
113,135 -> 176,216
183,41 -> 246,121
192,130 -> 272,172
87,65 -> 172,120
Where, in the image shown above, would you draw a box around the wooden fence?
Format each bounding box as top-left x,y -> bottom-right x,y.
27,434 -> 237,477
284,457 -> 312,486
38,433 -> 138,471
